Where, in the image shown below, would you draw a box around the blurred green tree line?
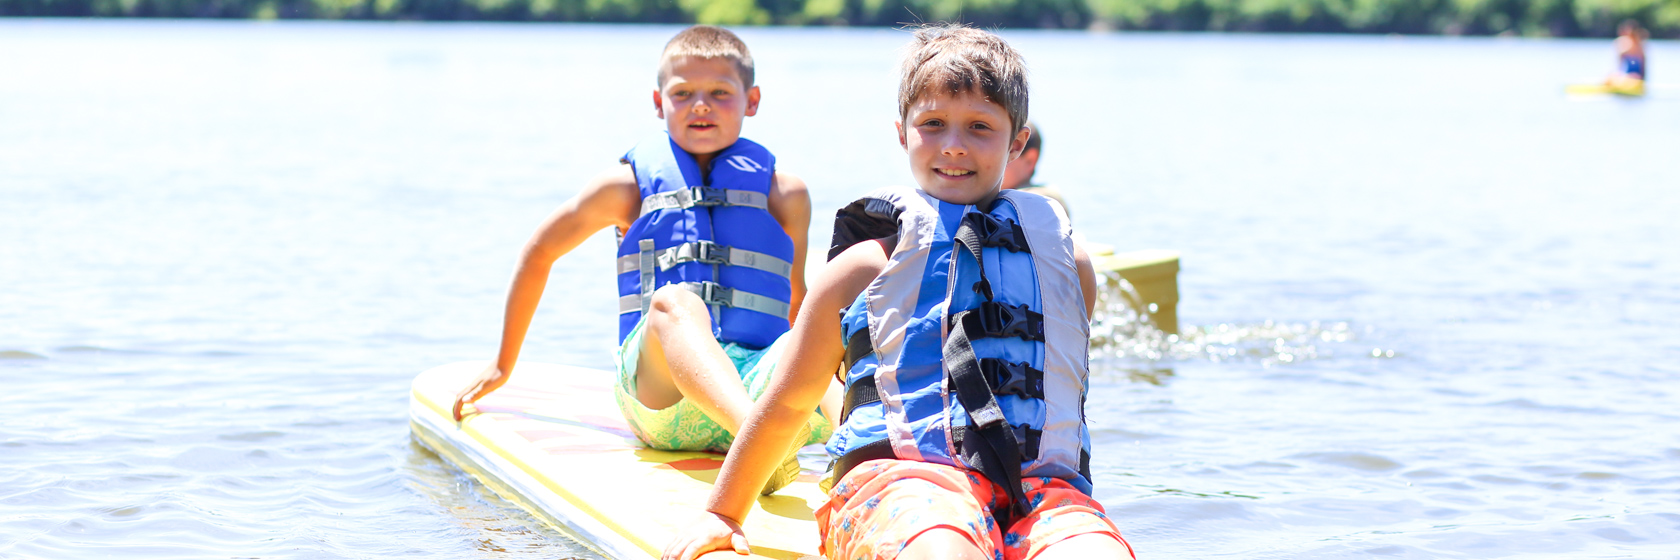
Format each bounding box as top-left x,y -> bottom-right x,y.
2,0 -> 1674,36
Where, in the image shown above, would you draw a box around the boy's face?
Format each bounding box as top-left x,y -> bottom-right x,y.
897,89 -> 1030,207
654,56 -> 760,157
900,90 -> 1028,206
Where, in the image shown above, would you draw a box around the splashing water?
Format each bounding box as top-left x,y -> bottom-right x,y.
1088,271 -> 1388,374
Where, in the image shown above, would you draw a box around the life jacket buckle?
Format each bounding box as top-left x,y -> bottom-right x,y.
689,186 -> 729,207
980,359 -> 1045,399
669,241 -> 729,267
696,282 -> 734,308
960,212 -> 1029,253
976,301 -> 1044,342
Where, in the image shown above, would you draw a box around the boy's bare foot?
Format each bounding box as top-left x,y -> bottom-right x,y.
760,454 -> 801,496
759,421 -> 812,495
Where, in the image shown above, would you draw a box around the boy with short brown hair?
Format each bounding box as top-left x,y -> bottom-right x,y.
452,25 -> 835,496
664,23 -> 1134,560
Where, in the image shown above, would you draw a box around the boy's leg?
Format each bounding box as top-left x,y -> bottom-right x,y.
999,477 -> 1134,560
899,528 -> 989,560
635,285 -> 754,435
815,460 -> 1003,560
1026,533 -> 1132,560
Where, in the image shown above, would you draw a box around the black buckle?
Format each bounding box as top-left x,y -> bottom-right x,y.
690,187 -> 728,206
974,301 -> 1044,342
980,359 -> 1044,399
959,213 -> 1029,253
659,242 -> 729,270
696,282 -> 734,307
691,241 -> 728,265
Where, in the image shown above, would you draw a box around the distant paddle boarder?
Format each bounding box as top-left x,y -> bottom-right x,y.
1611,20 -> 1647,85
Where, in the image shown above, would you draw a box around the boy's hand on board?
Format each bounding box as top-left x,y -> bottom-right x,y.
663,511 -> 750,560
451,365 -> 508,422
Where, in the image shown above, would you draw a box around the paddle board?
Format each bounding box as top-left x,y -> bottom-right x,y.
410,361 -> 825,560
1566,80 -> 1646,97
1087,246 -> 1181,334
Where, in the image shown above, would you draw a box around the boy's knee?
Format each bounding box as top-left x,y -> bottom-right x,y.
901,528 -> 987,560
647,285 -> 708,321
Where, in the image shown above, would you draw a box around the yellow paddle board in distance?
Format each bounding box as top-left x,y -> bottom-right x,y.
1566,79 -> 1646,97
410,362 -> 824,560
1086,246 -> 1181,334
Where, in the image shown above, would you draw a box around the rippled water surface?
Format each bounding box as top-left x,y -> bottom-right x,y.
3,20 -> 1678,559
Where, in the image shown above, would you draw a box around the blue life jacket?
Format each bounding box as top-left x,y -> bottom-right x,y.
1622,54 -> 1645,78
824,186 -> 1094,517
615,135 -> 794,350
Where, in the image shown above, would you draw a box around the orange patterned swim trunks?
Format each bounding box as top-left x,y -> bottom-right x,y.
815,459 -> 1134,560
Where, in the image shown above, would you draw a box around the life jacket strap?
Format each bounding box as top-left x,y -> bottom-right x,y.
953,424 -> 1042,463
617,281 -> 790,319
946,307 -> 1031,521
616,241 -> 793,278
638,239 -> 657,315
838,370 -> 879,425
839,356 -> 1042,426
640,186 -> 769,216
841,327 -> 872,378
827,428 -> 1042,504
943,208 -> 1037,521
829,437 -> 895,488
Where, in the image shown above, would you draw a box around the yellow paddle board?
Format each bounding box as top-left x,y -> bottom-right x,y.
410,361 -> 824,559
1086,245 -> 1181,334
1566,79 -> 1646,97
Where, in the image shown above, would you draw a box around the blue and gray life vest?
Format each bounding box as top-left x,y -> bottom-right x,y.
615,135 -> 794,350
824,185 -> 1094,516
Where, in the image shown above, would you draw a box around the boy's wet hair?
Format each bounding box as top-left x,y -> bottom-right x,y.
898,23 -> 1029,134
659,25 -> 756,89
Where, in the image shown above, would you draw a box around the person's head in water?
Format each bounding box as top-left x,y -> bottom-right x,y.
1002,121 -> 1042,190
653,25 -> 761,160
895,23 -> 1032,207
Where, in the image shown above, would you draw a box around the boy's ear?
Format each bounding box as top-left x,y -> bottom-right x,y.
1009,126 -> 1032,160
652,89 -> 665,119
739,85 -> 759,116
745,86 -> 761,117
896,120 -> 907,150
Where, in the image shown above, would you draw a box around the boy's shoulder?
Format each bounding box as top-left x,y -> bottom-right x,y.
769,171 -> 808,198
568,163 -> 642,227
763,171 -> 812,231
594,162 -> 641,198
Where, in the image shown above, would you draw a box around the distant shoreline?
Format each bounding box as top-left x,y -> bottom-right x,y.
1,0 -> 1671,38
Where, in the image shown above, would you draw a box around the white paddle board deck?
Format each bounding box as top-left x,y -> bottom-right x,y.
410,361 -> 824,559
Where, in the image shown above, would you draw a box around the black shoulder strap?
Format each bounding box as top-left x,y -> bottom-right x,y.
828,196 -> 901,261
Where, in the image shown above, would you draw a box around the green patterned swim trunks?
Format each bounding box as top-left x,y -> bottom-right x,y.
613,317 -> 833,454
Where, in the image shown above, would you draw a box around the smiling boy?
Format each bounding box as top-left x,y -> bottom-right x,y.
664,23 -> 1133,560
451,26 -> 835,495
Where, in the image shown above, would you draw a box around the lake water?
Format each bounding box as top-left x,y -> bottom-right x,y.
3,19 -> 1677,559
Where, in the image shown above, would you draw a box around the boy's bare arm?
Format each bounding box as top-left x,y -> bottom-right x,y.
1074,243 -> 1097,320
767,171 -> 812,324
452,165 -> 641,421
662,239 -> 890,560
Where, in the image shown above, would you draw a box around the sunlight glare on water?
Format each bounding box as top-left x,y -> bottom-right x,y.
2,20 -> 1677,559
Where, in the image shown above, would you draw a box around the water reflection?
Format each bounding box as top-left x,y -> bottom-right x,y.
402,441 -> 604,560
